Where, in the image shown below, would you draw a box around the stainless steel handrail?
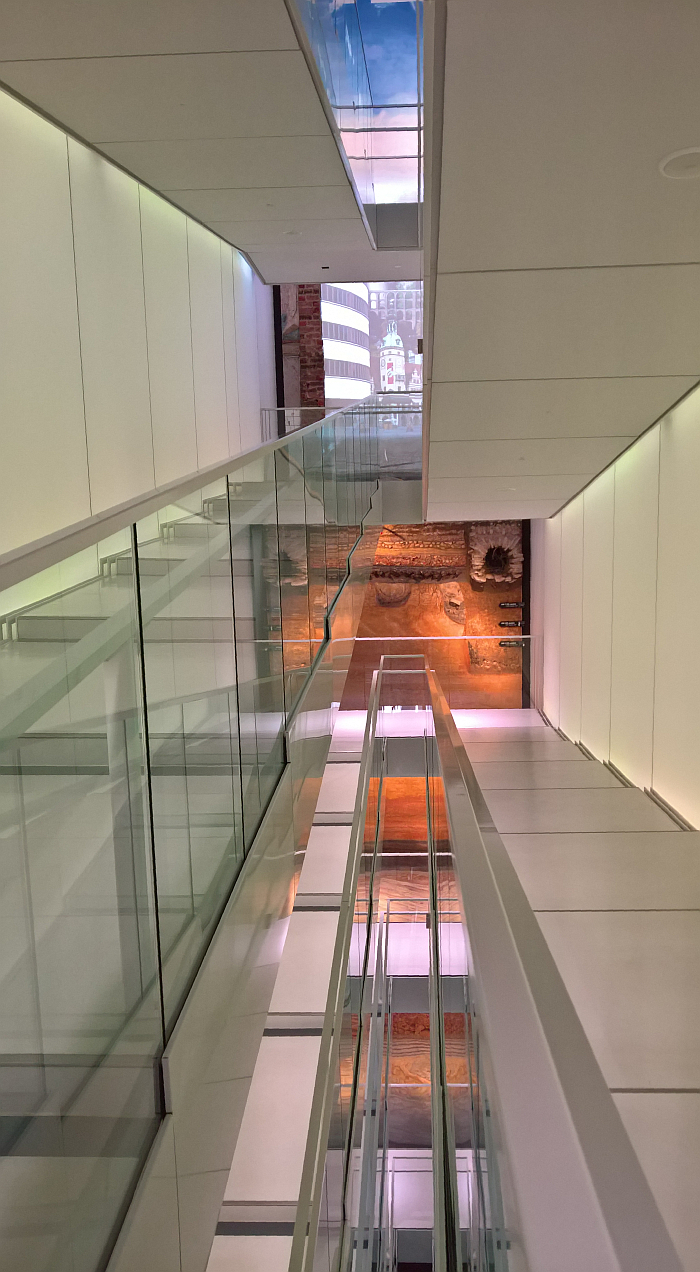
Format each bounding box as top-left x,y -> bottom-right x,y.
425,666 -> 683,1272
288,665 -> 385,1272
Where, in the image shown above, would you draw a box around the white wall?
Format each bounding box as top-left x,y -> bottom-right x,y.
580,469 -> 614,760
539,381 -> 700,826
558,500 -> 583,741
542,516 -> 562,727
529,517 -> 545,712
0,87 -> 275,556
609,427 -> 660,789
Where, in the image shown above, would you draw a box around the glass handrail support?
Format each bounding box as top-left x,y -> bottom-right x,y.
293,656 -> 684,1272
0,400 -> 382,1272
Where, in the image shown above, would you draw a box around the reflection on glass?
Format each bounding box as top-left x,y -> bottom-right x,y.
276,437 -> 314,709
0,401 -> 378,1272
135,484 -> 244,1026
0,535 -> 163,1272
302,429 -> 329,661
228,454 -> 286,850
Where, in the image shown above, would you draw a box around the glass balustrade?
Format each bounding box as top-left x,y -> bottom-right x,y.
0,405 -> 379,1272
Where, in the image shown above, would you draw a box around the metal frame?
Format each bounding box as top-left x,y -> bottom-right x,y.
288,666 -> 385,1272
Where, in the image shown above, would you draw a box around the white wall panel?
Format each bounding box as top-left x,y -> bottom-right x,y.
68,139 -> 155,511
653,399 -> 700,824
580,470 -> 614,761
255,274 -> 277,415
220,242 -> 241,458
234,254 -> 262,452
1,91 -> 271,557
529,518 -> 545,711
0,94 -> 89,552
558,499 -> 584,740
139,188 -> 197,486
609,427 -> 660,788
542,517 -> 562,726
187,219 -> 228,468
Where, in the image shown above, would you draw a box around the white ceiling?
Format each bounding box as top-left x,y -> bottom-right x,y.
425,0 -> 700,521
0,0 -> 420,283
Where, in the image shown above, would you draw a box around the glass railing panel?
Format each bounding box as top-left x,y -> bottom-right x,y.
275,434 -> 314,711
337,415 -> 351,542
227,454 -> 286,849
0,396 -> 382,1272
134,481 -> 244,1027
0,535 -> 163,1272
375,395 -> 423,480
321,419 -> 342,599
301,428 -> 328,663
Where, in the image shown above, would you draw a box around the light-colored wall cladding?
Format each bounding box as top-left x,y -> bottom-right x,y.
0,88 -> 274,554
539,381 -> 700,825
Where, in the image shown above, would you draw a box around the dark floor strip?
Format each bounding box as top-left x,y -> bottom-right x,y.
216,1221 -> 296,1236
609,1087 -> 700,1094
263,1027 -> 323,1037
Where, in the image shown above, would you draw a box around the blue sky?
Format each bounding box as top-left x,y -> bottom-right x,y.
356,0 -> 420,104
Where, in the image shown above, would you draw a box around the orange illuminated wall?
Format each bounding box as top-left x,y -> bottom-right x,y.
342,521 -> 528,709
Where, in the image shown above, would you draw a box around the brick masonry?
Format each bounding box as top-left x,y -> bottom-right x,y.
297,283 -> 325,409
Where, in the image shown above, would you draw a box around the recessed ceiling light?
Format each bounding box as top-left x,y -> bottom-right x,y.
659,148 -> 700,179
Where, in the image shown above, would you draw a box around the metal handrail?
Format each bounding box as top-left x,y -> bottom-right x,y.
291,656 -> 684,1272
288,664 -> 385,1272
425,666 -> 683,1272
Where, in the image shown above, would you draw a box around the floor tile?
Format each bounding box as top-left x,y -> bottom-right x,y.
329,711 -> 366,753
471,759 -> 620,789
297,826 -> 352,896
502,831 -> 700,910
452,709 -> 544,729
224,1036 -> 321,1203
316,764 -> 360,816
208,1233 -> 293,1271
614,1093 -> 700,1272
484,786 -> 679,834
268,911 -> 339,1015
457,727 -> 553,745
537,911 -> 700,1088
464,739 -> 585,763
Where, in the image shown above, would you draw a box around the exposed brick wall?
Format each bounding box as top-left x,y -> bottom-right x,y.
297,283 -> 325,409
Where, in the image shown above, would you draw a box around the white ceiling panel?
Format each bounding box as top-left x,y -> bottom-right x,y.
0,0 -> 378,275
429,378 -> 698,442
166,185 -> 359,223
428,437 -> 633,480
0,0 -> 297,57
438,0 -> 700,272
100,136 -> 348,192
248,247 -> 422,285
0,52 -> 330,141
433,266 -> 700,384
427,475 -> 593,503
206,218 -> 371,250
426,500 -> 564,522
426,0 -> 700,521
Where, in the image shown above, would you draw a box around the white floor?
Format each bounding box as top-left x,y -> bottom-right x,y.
463,710 -> 700,1271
